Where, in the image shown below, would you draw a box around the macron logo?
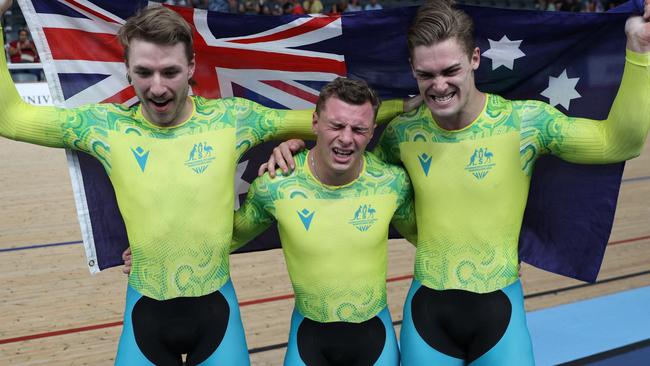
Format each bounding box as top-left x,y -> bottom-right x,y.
418,153 -> 432,177
131,146 -> 150,172
297,209 -> 315,231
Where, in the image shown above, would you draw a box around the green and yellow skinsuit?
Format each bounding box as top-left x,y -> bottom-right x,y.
375,50 -> 650,365
232,150 -> 417,323
231,150 -> 416,364
0,28 -> 405,301
376,50 -> 650,294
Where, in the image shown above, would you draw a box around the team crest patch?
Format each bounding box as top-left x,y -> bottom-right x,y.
418,153 -> 432,177
465,147 -> 495,179
349,204 -> 378,232
297,209 -> 315,231
130,146 -> 150,172
184,142 -> 216,174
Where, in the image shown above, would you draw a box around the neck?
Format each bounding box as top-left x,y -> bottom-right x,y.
144,96 -> 192,128
309,149 -> 362,186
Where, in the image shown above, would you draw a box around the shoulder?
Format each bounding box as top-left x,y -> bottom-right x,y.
364,152 -> 407,179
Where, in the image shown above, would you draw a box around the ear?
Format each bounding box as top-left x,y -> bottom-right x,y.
312,111 -> 319,134
188,54 -> 196,79
409,57 -> 417,79
470,47 -> 480,71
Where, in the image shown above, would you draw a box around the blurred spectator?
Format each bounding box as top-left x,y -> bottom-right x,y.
207,0 -> 238,14
291,0 -> 306,14
302,0 -> 324,13
345,0 -> 362,12
364,0 -> 382,11
327,0 -> 347,14
283,1 -> 294,14
240,0 -> 261,13
9,28 -> 39,64
164,0 -> 192,6
270,2 -> 283,14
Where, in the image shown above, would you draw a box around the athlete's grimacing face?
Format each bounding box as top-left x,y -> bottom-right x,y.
411,38 -> 480,127
312,97 -> 375,184
127,39 -> 195,127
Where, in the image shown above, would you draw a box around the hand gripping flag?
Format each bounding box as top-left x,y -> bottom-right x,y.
18,0 -> 645,282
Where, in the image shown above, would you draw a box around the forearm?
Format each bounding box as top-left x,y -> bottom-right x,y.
600,50 -> 650,161
376,99 -> 404,125
555,51 -> 650,164
0,28 -> 68,147
231,210 -> 273,253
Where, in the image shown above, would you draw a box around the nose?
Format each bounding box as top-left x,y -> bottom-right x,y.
149,73 -> 166,96
338,126 -> 353,144
431,77 -> 448,93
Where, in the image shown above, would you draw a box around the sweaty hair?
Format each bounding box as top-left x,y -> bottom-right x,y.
407,0 -> 475,59
316,77 -> 381,119
118,6 -> 194,64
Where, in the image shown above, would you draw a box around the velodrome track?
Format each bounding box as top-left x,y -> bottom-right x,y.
0,133 -> 648,365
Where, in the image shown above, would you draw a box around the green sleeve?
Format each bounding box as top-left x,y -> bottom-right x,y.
233,97 -> 314,156
234,97 -> 404,155
373,119 -> 402,165
530,50 -> 650,164
231,176 -> 276,252
376,99 -> 404,125
391,170 -> 417,245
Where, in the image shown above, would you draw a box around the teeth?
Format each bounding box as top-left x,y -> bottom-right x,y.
333,148 -> 352,156
432,93 -> 454,103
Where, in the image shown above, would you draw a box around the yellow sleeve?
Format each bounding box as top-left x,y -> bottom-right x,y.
376,99 -> 404,125
551,50 -> 650,163
0,28 -> 69,147
231,176 -> 276,252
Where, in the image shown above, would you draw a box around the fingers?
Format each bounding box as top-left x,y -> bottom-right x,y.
122,248 -> 132,275
259,139 -> 306,178
257,162 -> 269,177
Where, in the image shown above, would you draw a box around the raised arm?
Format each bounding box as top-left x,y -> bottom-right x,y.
231,176 -> 276,253
530,13 -> 650,164
0,20 -> 102,153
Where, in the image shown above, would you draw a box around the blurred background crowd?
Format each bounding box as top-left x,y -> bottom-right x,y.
1,0 -> 630,83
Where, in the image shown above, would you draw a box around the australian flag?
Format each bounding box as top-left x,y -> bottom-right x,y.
17,0 -> 645,281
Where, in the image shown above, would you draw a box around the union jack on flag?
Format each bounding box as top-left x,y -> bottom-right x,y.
17,0 -> 645,282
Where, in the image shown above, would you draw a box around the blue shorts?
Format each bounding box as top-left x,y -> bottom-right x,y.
115,279 -> 250,366
400,279 -> 534,366
284,306 -> 399,366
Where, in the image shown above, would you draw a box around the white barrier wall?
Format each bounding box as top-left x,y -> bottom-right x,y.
15,82 -> 53,106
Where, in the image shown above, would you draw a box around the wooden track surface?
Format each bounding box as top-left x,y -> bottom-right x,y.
0,137 -> 648,365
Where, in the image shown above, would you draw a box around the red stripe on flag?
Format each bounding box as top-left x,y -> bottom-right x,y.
45,28 -> 123,62
64,0 -> 122,24
230,16 -> 341,44
261,80 -> 319,104
199,46 -> 346,74
102,86 -> 136,104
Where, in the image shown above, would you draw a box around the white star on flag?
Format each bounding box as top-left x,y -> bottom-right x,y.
481,35 -> 525,70
541,69 -> 582,111
234,160 -> 251,210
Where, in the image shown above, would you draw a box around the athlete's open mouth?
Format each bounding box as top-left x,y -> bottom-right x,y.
151,99 -> 171,108
333,147 -> 353,157
430,92 -> 455,103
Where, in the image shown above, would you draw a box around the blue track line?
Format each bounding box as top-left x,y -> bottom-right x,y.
622,175 -> 650,183
0,240 -> 82,253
